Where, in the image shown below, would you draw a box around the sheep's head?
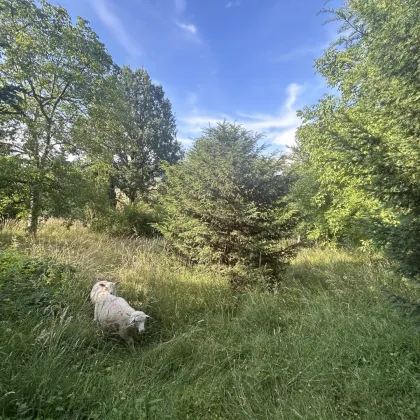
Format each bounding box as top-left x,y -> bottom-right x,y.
129,311 -> 150,332
99,280 -> 118,295
90,279 -> 119,303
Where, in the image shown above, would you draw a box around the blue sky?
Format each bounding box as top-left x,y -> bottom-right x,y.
53,0 -> 342,151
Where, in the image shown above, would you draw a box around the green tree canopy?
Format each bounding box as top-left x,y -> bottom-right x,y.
294,0 -> 420,274
158,122 -> 298,286
0,0 -> 114,234
112,66 -> 183,203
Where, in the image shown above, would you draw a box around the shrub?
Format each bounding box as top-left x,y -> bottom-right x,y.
0,248 -> 78,318
92,201 -> 163,238
374,213 -> 420,279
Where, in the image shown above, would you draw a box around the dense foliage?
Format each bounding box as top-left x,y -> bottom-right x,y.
0,0 -> 114,233
111,67 -> 183,203
291,0 -> 420,276
158,122 -> 299,285
0,0 -> 181,235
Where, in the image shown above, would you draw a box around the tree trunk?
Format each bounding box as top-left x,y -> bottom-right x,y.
27,186 -> 41,237
107,176 -> 117,208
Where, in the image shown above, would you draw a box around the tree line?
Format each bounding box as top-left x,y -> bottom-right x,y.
1,0 -> 419,285
0,0 -> 182,235
291,0 -> 420,278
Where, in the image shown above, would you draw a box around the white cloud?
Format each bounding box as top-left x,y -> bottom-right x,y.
225,1 -> 241,8
178,83 -> 303,150
175,21 -> 202,44
91,0 -> 141,57
179,115 -> 228,135
274,37 -> 334,64
174,0 -> 187,15
235,83 -> 302,133
272,128 -> 297,147
285,83 -> 302,109
172,0 -> 203,44
176,21 -> 197,35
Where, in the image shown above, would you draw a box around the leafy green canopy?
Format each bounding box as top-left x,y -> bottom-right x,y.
77,67 -> 184,203
112,67 -> 183,203
158,122 -> 298,285
0,0 -> 114,233
294,0 -> 420,274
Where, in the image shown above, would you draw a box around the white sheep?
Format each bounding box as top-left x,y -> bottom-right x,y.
94,294 -> 150,348
90,279 -> 118,305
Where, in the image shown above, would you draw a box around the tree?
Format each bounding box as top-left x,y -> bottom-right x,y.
286,146 -> 333,244
71,71 -> 128,209
0,0 -> 114,234
295,0 -> 420,274
0,85 -> 23,116
0,17 -> 23,117
0,155 -> 29,221
158,122 -> 299,286
111,66 -> 183,203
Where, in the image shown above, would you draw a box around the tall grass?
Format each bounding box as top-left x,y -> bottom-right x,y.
1,220 -> 420,419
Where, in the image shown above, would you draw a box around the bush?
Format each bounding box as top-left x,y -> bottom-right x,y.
0,248 -> 78,318
374,213 -> 420,279
92,201 -> 163,238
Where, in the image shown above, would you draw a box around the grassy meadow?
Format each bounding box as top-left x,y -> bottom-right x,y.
1,220 -> 420,419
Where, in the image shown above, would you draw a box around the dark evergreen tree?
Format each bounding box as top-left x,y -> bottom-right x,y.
158,122 -> 299,286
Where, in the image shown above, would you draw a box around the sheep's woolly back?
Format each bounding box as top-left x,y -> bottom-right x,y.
94,293 -> 150,347
95,295 -> 137,328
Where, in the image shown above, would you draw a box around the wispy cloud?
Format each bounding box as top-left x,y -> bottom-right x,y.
274,36 -> 334,63
272,128 -> 298,147
285,83 -> 302,110
173,0 -> 202,43
176,136 -> 195,146
176,21 -> 197,35
91,0 -> 141,57
175,20 -> 203,44
225,1 -> 241,8
178,115 -> 228,135
178,83 -> 303,149
236,83 -> 302,147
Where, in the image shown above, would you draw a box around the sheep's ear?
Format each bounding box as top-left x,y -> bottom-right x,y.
113,281 -> 120,286
145,314 -> 152,319
99,282 -> 106,287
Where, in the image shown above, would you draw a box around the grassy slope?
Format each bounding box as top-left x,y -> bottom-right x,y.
1,220 -> 420,419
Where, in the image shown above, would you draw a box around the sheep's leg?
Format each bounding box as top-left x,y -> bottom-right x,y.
126,335 -> 135,350
93,304 -> 98,322
120,327 -> 135,350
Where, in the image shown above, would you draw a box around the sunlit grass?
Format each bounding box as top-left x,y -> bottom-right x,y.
1,220 -> 420,419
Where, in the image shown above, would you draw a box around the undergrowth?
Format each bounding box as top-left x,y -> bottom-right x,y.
1,220 -> 420,419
